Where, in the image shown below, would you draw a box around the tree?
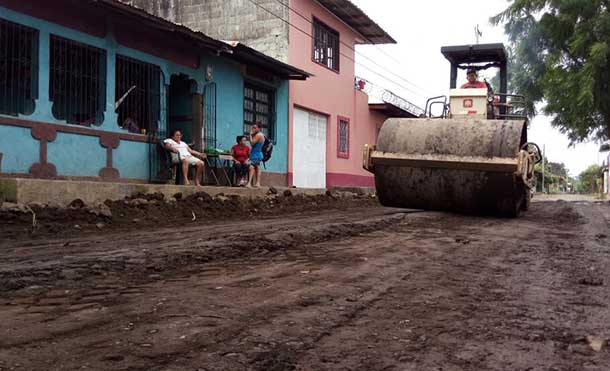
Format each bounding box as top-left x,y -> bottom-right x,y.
577,164 -> 603,193
534,156 -> 563,192
492,0 -> 610,143
547,161 -> 568,180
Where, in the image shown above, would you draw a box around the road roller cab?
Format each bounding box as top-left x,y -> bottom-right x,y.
433,43 -> 528,121
363,43 -> 541,217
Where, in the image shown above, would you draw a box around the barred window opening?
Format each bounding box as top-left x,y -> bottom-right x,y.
0,19 -> 39,116
244,83 -> 275,141
313,18 -> 339,71
338,117 -> 349,158
115,55 -> 161,135
49,35 -> 106,126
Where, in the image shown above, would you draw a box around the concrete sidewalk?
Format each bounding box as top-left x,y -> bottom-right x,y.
0,178 -> 373,207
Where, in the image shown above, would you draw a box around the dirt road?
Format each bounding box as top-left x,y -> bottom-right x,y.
1,199 -> 609,370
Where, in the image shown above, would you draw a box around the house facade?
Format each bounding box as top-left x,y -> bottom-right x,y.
123,0 -> 419,188
0,0 -> 308,185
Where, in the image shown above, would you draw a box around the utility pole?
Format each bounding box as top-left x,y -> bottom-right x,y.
474,25 -> 482,44
541,144 -> 546,194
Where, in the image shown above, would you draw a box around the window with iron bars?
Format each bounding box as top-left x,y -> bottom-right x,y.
312,18 -> 339,72
0,19 -> 39,116
49,35 -> 106,126
337,116 -> 349,158
244,83 -> 275,141
115,55 -> 161,135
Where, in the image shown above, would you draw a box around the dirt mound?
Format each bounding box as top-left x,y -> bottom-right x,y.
552,200 -> 586,224
0,191 -> 378,240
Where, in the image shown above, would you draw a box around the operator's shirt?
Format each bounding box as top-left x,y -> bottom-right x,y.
460,81 -> 487,89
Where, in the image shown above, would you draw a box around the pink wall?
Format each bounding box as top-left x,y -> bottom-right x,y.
326,90 -> 387,187
287,0 -> 385,187
325,89 -> 387,187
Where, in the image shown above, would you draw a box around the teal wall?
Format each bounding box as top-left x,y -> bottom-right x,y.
0,125 -> 40,173
114,141 -> 149,180
207,54 -> 289,174
47,133 -> 106,177
0,5 -> 290,179
274,80 -> 289,174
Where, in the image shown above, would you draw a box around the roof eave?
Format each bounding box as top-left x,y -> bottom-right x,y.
224,43 -> 312,80
315,0 -> 396,45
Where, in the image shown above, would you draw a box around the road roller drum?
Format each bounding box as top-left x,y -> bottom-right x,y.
363,118 -> 538,217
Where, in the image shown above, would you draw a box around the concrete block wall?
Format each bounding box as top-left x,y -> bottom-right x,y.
123,0 -> 290,63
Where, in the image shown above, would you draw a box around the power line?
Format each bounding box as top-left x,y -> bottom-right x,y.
270,0 -> 436,97
244,0 -> 428,102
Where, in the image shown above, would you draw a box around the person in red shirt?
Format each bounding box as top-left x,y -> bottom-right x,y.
461,69 -> 488,89
231,135 -> 251,186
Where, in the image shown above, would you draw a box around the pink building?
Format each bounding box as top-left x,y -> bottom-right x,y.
123,0 -> 419,188
286,0 -> 394,188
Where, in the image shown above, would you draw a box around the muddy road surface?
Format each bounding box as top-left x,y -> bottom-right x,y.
1,199 -> 609,371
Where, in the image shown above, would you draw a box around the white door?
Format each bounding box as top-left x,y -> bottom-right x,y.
293,108 -> 327,188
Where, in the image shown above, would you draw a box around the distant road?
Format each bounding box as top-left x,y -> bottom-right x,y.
532,193 -> 605,202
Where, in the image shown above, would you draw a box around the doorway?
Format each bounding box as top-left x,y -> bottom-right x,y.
168,74 -> 199,147
292,107 -> 327,188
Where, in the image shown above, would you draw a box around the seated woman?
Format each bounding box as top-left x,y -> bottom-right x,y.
164,129 -> 206,186
231,135 -> 251,186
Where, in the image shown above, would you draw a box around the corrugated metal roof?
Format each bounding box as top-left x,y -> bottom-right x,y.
315,0 -> 396,44
222,41 -> 312,80
91,0 -> 311,80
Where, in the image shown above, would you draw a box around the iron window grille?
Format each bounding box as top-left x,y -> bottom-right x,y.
0,18 -> 39,116
49,35 -> 106,126
115,55 -> 161,135
312,18 -> 339,72
337,116 -> 349,158
244,83 -> 275,141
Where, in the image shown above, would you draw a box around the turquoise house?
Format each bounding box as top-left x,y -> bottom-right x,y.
0,0 -> 309,186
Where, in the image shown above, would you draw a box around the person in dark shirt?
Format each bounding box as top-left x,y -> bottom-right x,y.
231,135 -> 251,186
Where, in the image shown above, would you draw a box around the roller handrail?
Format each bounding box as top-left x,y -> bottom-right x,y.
425,95 -> 448,119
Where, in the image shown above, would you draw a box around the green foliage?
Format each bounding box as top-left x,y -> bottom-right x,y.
492,0 -> 610,143
577,164 -> 603,193
533,157 -> 568,192
547,161 -> 568,179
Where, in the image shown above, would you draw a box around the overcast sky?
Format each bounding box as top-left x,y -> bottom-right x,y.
350,0 -> 604,176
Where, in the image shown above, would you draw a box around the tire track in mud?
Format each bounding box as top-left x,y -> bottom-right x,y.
281,201 -> 610,371
0,209 -> 409,295
3,201 -> 609,371
140,231 -> 424,371
0,210 -> 415,371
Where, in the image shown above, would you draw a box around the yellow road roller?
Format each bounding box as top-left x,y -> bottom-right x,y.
363,43 -> 541,217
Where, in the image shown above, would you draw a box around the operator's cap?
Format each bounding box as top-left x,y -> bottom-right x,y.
466,68 -> 477,75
